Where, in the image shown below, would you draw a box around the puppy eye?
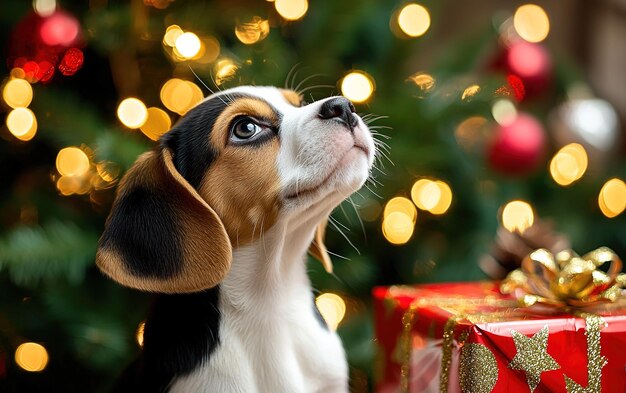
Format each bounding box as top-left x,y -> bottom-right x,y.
229,117 -> 274,144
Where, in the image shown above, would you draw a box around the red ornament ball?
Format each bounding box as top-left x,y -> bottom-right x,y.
504,41 -> 552,99
487,113 -> 546,175
58,48 -> 84,75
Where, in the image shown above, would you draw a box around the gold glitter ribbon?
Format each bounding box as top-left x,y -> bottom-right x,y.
501,247 -> 625,308
564,314 -> 608,393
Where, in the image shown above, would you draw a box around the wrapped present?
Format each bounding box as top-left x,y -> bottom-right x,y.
373,248 -> 626,393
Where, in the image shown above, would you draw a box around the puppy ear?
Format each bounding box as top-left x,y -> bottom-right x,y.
96,149 -> 232,293
308,218 -> 333,273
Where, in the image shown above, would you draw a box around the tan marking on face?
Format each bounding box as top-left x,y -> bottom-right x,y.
199,97 -> 282,245
280,89 -> 303,107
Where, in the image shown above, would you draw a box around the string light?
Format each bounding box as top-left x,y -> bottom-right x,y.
117,98 -> 148,129
6,108 -> 37,141
56,147 -> 90,177
491,99 -> 517,126
549,143 -> 588,186
235,17 -> 270,45
513,4 -> 550,43
160,79 -> 204,115
15,342 -> 49,372
275,0 -> 308,21
598,178 -> 626,218
3,78 -> 33,108
408,72 -> 435,92
384,196 -> 417,223
411,179 -> 453,214
501,200 -> 534,233
340,71 -> 374,103
175,32 -> 202,59
33,0 -> 56,16
315,293 -> 346,331
382,211 -> 414,245
396,3 -> 431,38
140,107 -> 171,141
461,84 -> 480,101
136,321 -> 145,347
215,59 -> 238,86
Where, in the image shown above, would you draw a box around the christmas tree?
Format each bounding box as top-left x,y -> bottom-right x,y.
1,0 -> 624,391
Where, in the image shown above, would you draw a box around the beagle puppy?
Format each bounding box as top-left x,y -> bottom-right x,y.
96,86 -> 375,392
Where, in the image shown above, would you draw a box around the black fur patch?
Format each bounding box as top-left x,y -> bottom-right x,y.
113,288 -> 222,392
100,187 -> 183,278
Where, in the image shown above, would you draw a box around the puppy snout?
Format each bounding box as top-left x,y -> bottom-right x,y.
318,97 -> 358,131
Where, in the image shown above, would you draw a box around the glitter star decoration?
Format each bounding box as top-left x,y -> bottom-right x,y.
508,325 -> 560,391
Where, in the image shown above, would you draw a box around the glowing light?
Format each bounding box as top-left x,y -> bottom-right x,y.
514,4 -> 550,43
507,41 -> 549,78
117,98 -> 148,129
549,143 -> 588,186
196,36 -> 221,64
163,25 -> 183,47
175,32 -> 201,59
598,178 -> 626,218
340,71 -> 374,104
275,0 -> 308,21
56,147 -> 90,177
501,200 -> 534,233
3,78 -> 33,109
359,199 -> 382,222
33,0 -> 56,16
6,108 -> 37,141
40,11 -> 79,46
411,179 -> 452,214
409,73 -> 435,92
397,4 -> 431,38
160,79 -> 204,115
140,107 -> 172,141
15,342 -> 49,372
462,85 -> 480,101
215,59 -> 238,86
315,293 -> 346,331
95,161 -> 119,183
235,17 -> 270,45
384,196 -> 417,223
455,116 -> 488,151
492,99 -> 517,126
136,321 -> 145,347
382,211 -> 414,245
56,175 -> 81,195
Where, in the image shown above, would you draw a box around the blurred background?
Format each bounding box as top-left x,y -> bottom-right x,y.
1,0 -> 625,391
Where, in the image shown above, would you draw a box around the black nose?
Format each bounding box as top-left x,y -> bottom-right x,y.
319,97 -> 358,130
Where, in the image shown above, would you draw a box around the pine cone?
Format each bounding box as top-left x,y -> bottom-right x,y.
479,220 -> 571,279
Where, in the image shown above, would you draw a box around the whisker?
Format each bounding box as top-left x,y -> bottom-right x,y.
347,196 -> 366,240
298,84 -> 335,95
285,63 -> 301,89
188,66 -> 229,106
294,73 -> 325,94
328,219 -> 361,255
326,250 -> 351,261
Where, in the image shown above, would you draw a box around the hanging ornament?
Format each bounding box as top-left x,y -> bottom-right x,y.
487,112 -> 546,175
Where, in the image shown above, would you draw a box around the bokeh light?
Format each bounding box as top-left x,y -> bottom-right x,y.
384,196 -> 417,223
3,78 -> 33,108
492,99 -> 517,126
136,321 -> 145,347
140,107 -> 171,141
409,73 -> 435,92
549,143 -> 588,186
411,179 -> 453,214
33,0 -> 56,17
315,293 -> 346,331
501,200 -> 534,233
235,17 -> 270,45
340,71 -> 374,103
6,108 -> 37,141
513,4 -> 550,43
196,36 -> 221,64
163,25 -> 183,47
397,3 -> 431,38
462,84 -> 480,101
160,79 -> 204,115
175,32 -> 201,59
598,178 -> 626,218
15,342 -> 49,372
215,59 -> 238,86
382,211 -> 414,245
117,98 -> 148,129
455,116 -> 488,151
56,147 -> 90,177
40,11 -> 79,46
507,41 -> 549,79
275,0 -> 308,21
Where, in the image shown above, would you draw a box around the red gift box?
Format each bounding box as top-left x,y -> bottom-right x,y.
373,282 -> 626,393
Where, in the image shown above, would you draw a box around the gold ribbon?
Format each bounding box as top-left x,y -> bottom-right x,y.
501,247 -> 625,308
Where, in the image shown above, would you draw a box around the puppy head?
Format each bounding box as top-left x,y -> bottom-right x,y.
96,86 -> 375,293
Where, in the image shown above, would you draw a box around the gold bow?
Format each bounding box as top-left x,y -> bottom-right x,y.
501,247 -> 626,308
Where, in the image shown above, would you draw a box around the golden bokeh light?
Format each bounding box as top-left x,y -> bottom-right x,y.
408,73 -> 435,92
215,59 -> 238,86
549,143 -> 588,186
160,79 -> 204,115
196,36 -> 221,64
397,3 -> 431,38
136,321 -> 145,347
3,78 -> 33,108
598,178 -> 626,218
6,108 -> 37,141
340,71 -> 374,104
462,84 -> 480,101
513,4 -> 550,43
501,200 -> 534,233
491,99 -> 517,126
455,116 -> 488,151
275,0 -> 308,21
235,17 -> 270,45
15,342 -> 49,372
140,107 -> 172,141
384,196 -> 417,223
33,0 -> 56,16
411,179 -> 452,214
117,98 -> 148,129
56,147 -> 90,177
96,161 -> 119,183
175,32 -> 202,59
315,293 -> 346,331
382,211 -> 414,245
163,25 -> 183,47
429,181 -> 453,215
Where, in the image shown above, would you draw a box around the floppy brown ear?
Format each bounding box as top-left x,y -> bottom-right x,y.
96,149 -> 232,293
308,217 -> 333,274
